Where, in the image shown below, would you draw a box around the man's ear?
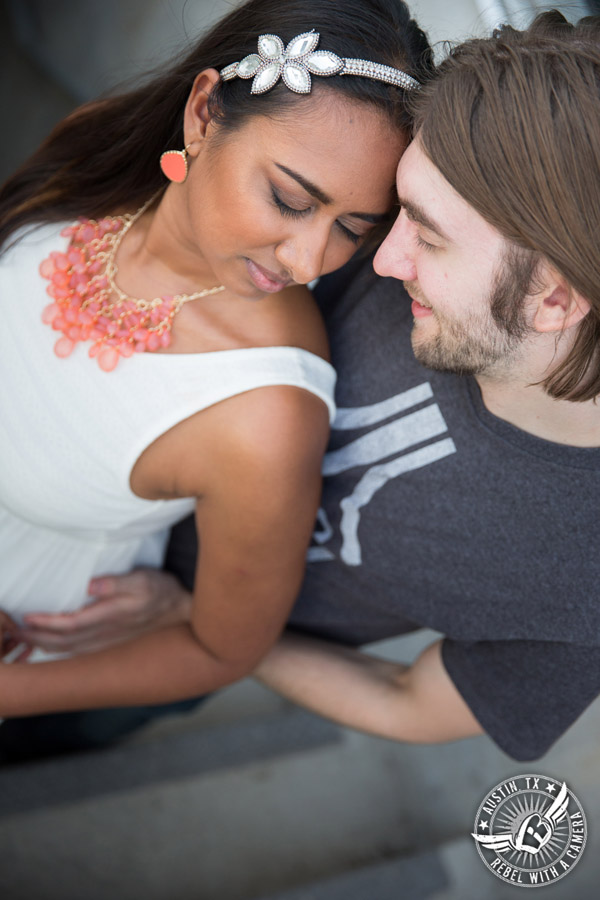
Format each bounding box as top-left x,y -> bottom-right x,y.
532,264 -> 590,334
183,69 -> 221,151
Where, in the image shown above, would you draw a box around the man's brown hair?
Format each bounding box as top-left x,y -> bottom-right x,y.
413,11 -> 600,401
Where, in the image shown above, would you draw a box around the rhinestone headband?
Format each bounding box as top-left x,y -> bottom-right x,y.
220,31 -> 420,95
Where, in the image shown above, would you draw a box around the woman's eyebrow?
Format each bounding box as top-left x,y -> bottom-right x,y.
275,163 -> 388,222
275,163 -> 333,204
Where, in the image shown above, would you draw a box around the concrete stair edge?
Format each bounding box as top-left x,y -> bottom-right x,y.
0,706 -> 342,818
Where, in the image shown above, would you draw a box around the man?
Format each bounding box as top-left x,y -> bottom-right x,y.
6,11 -> 600,762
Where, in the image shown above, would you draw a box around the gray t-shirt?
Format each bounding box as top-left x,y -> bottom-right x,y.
288,259 -> 600,761
165,258 -> 600,762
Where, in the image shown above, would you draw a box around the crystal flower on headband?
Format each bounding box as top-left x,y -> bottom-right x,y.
220,30 -> 420,95
221,31 -> 341,95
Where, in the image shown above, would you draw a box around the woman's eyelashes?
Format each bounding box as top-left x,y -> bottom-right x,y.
270,187 -> 363,245
337,222 -> 363,245
271,187 -> 310,218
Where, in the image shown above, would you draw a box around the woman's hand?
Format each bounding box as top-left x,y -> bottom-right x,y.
18,569 -> 192,656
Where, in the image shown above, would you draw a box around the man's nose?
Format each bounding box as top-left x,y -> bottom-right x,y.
374,209 -> 417,282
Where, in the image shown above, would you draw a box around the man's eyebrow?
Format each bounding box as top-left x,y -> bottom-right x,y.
397,196 -> 450,241
275,163 -> 389,223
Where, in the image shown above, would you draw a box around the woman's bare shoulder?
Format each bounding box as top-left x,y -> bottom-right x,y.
268,283 -> 330,362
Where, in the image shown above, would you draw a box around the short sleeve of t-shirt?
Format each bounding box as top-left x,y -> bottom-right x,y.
442,637 -> 600,761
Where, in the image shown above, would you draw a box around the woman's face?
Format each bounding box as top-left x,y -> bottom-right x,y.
181,90 -> 407,298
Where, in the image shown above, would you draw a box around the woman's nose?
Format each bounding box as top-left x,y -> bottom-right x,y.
275,226 -> 329,285
373,209 -> 417,282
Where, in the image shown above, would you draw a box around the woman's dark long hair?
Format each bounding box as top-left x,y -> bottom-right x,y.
0,0 -> 433,251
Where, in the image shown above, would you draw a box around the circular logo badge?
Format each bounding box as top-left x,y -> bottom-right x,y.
471,774 -> 586,888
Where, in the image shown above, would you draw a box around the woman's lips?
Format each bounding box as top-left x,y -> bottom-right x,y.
245,258 -> 292,294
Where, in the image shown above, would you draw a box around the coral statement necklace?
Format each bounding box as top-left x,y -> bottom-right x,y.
40,197 -> 224,372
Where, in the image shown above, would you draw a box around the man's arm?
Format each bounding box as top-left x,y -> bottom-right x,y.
255,633 -> 484,743
15,572 -> 483,742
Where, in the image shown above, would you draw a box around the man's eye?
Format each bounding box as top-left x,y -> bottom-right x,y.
415,233 -> 436,252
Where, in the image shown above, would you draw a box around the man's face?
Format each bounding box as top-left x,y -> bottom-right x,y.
374,139 -> 533,376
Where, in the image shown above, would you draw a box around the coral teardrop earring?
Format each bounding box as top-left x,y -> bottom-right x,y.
160,148 -> 189,183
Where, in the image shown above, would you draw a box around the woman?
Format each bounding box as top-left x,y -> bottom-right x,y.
0,0 -> 432,719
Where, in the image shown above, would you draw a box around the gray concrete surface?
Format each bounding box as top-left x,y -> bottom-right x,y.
0,631 -> 598,899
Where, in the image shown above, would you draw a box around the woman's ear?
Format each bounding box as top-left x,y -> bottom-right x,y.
183,69 -> 221,149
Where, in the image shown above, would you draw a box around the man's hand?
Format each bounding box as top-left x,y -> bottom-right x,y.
19,569 -> 193,656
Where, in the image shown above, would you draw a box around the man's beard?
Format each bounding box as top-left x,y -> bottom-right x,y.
406,252 -> 536,377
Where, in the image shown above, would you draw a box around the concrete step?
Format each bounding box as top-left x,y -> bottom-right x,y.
1,705 -> 598,900
1,630 -> 599,900
430,835 -> 598,900
258,831 -> 599,900
0,725 -> 474,900
259,847 -> 448,900
0,701 -> 341,818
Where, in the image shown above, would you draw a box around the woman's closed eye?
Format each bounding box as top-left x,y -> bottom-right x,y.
336,221 -> 363,245
271,187 -> 363,245
271,187 -> 311,218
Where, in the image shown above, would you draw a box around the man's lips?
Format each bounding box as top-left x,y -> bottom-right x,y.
405,286 -> 433,319
245,258 -> 293,293
411,298 -> 433,318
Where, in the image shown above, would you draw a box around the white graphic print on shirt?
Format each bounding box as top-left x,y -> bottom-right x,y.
309,383 -> 456,565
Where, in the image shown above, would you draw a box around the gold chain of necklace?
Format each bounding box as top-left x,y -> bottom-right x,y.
104,194 -> 225,315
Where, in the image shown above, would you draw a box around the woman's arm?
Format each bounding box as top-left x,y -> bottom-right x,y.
0,386 -> 329,717
255,634 -> 484,744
